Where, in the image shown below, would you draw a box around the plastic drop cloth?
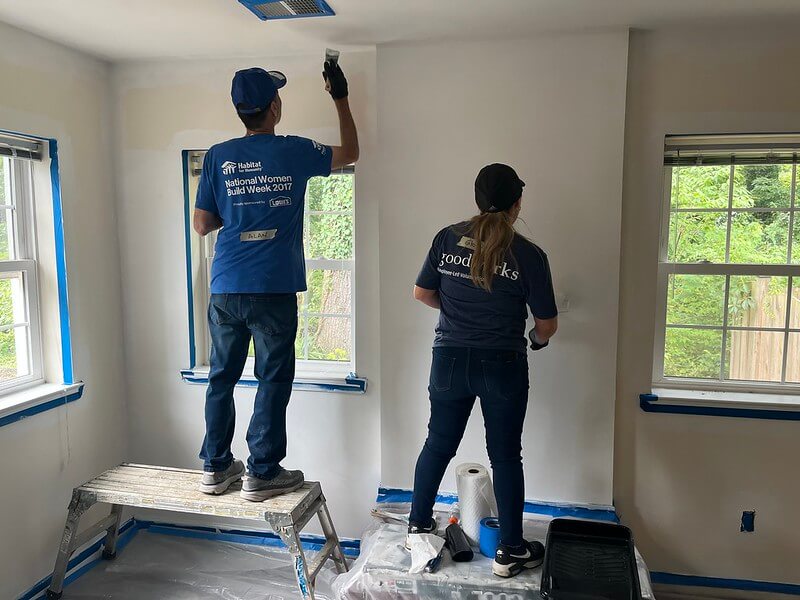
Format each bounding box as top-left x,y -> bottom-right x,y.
62,529 -> 338,600
333,503 -> 655,600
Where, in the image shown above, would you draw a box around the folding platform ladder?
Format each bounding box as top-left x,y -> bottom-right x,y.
46,463 -> 349,599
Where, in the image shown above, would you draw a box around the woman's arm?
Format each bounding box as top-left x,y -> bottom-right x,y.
414,285 -> 441,310
531,316 -> 558,345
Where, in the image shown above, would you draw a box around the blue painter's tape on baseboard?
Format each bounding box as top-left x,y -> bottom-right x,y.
640,393 -> 800,421
376,487 -> 619,523
136,520 -> 360,557
19,518 -> 137,600
0,384 -> 84,428
180,369 -> 367,394
651,572 -> 800,596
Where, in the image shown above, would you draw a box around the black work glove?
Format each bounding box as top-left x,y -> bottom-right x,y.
323,60 -> 348,100
529,329 -> 549,351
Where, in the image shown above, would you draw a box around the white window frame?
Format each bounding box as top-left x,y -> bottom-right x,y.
0,157 -> 44,394
187,151 -> 356,380
653,136 -> 800,395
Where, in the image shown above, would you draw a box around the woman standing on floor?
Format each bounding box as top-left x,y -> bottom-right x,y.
408,163 -> 558,578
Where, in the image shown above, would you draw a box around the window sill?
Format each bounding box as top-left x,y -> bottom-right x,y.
640,387 -> 800,421
0,382 -> 85,428
180,369 -> 367,394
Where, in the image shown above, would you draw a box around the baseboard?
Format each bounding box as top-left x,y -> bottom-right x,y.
652,573 -> 800,599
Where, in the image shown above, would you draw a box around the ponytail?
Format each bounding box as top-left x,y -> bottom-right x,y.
467,210 -> 516,291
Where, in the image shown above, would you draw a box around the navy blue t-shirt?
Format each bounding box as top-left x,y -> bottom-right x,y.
416,222 -> 558,353
196,134 -> 332,293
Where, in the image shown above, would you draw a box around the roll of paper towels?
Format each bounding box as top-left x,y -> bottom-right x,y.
456,463 -> 497,545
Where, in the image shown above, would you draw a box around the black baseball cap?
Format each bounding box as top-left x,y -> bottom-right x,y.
231,68 -> 287,114
475,164 -> 525,213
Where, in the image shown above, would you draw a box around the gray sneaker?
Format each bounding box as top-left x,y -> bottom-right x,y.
240,468 -> 305,502
199,459 -> 245,495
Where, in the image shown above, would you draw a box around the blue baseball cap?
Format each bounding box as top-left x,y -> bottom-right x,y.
231,68 -> 287,114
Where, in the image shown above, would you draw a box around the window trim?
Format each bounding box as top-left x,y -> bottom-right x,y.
0,131 -> 80,425
653,144 -> 800,397
181,150 -> 361,388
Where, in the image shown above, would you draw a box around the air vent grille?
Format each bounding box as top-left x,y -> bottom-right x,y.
239,0 -> 335,20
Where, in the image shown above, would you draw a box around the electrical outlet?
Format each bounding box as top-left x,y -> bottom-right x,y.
740,510 -> 755,533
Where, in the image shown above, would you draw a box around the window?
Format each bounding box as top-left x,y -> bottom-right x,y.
0,155 -> 42,392
185,150 -> 355,378
654,135 -> 800,392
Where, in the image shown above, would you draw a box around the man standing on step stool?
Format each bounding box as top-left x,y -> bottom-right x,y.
193,60 -> 359,501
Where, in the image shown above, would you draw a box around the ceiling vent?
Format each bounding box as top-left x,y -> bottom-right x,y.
238,0 -> 335,20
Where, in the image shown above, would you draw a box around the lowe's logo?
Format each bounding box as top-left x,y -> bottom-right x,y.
270,197 -> 292,208
221,161 -> 237,175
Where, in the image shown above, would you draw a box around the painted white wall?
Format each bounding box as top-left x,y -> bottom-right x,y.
0,23 -> 128,599
616,27 -> 800,583
111,51 -> 381,539
376,33 -> 629,506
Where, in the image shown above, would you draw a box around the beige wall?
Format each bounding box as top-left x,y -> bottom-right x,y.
376,33 -> 629,505
616,27 -> 800,583
0,23 -> 128,598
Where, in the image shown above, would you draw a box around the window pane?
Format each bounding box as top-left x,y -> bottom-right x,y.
670,166 -> 730,209
725,330 -> 785,382
306,173 -> 354,212
729,211 -> 789,264
664,327 -> 722,379
666,274 -> 725,326
0,158 -> 12,261
0,272 -> 26,327
0,325 -> 30,382
732,164 -> 792,210
306,214 -> 353,259
786,333 -> 800,383
793,216 -> 800,264
295,317 -> 307,360
303,269 -> 351,315
668,211 -> 727,263
791,280 -> 800,329
306,315 -> 351,362
728,276 -> 788,328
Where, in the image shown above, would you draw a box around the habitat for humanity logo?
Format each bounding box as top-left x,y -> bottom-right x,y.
221,160 -> 263,175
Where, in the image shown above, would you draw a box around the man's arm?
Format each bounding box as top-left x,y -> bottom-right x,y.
414,285 -> 441,310
193,208 -> 222,237
532,316 -> 558,344
323,61 -> 359,169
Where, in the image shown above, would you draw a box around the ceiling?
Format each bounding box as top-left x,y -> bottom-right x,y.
0,0 -> 799,62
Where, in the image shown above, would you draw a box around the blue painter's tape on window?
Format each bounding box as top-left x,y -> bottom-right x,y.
0,384 -> 84,428
180,369 -> 367,394
640,393 -> 800,421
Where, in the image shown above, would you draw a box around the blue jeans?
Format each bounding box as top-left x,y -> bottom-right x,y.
410,346 -> 530,547
199,293 -> 297,479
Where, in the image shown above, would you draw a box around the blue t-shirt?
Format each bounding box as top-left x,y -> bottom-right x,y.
195,134 -> 332,293
416,222 -> 558,353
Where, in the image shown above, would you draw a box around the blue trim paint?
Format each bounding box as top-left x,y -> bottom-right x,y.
48,140 -> 74,385
238,0 -> 335,20
375,487 -> 620,523
0,384 -> 84,428
180,369 -> 368,394
651,572 -> 800,596
641,393 -> 800,421
181,151 -> 197,368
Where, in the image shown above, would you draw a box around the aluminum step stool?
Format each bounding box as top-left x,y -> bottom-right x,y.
46,463 -> 349,599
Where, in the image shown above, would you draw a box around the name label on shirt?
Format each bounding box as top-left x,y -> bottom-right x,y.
240,229 -> 277,242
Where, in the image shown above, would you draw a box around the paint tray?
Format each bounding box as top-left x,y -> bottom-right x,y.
540,518 -> 642,600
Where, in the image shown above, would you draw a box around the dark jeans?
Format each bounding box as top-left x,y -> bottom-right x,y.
199,293 -> 297,479
410,346 -> 530,547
